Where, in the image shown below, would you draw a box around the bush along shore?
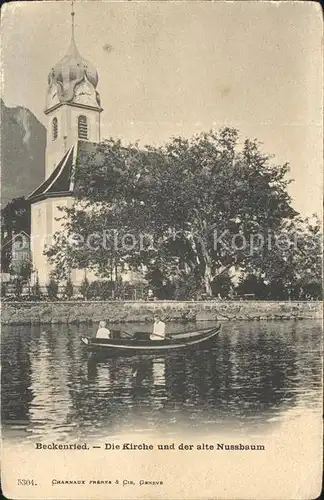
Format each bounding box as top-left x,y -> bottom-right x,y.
1,300 -> 322,326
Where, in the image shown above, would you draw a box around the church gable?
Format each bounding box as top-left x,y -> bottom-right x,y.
27,140 -> 98,203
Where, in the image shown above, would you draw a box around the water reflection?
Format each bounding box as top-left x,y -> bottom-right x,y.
1,321 -> 322,441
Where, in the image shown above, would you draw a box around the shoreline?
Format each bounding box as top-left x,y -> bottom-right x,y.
1,300 -> 322,326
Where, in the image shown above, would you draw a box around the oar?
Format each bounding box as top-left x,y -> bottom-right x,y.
150,332 -> 171,340
148,331 -> 181,342
123,329 -> 174,341
122,330 -> 135,338
151,326 -> 219,342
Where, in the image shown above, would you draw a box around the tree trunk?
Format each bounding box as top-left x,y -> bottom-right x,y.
196,232 -> 214,297
204,263 -> 213,297
190,232 -> 213,297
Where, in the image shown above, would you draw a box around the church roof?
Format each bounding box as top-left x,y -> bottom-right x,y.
27,140 -> 97,203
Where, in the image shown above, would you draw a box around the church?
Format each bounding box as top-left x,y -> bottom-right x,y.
27,8 -> 111,287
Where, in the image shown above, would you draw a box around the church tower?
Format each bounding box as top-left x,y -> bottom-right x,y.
44,4 -> 102,178
27,3 -> 103,287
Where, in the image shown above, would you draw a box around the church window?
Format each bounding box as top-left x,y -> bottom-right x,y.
52,117 -> 58,140
78,115 -> 88,139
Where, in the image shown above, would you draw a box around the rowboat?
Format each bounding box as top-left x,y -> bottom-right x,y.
81,324 -> 221,357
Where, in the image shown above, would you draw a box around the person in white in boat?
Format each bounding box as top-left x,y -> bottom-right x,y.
150,316 -> 166,341
96,320 -> 111,339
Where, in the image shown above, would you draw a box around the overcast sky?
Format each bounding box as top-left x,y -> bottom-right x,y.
2,0 -> 322,217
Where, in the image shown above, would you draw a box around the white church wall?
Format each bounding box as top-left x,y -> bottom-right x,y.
45,106 -> 69,178
31,199 -> 52,285
31,196 -> 99,288
31,196 -> 73,286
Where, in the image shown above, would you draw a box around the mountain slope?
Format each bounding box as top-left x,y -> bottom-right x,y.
1,99 -> 46,207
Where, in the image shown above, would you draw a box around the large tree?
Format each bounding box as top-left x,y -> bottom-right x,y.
47,128 -> 305,296
1,196 -> 31,237
248,215 -> 322,299
1,197 -> 31,274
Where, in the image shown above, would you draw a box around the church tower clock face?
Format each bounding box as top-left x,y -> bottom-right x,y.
73,77 -> 99,107
46,83 -> 60,108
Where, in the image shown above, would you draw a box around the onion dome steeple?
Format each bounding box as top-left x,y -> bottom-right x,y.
45,1 -> 101,111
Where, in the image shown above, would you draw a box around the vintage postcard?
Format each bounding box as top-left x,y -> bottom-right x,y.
1,1 -> 323,499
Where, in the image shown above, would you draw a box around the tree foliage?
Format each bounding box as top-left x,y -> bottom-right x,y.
32,276 -> 41,299
1,197 -> 31,273
79,275 -> 90,299
13,277 -> 23,298
1,197 -> 31,236
46,128 -> 321,298
64,277 -> 74,299
46,275 -> 59,300
9,259 -> 32,282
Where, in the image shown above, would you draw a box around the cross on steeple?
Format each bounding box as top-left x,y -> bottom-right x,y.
71,0 -> 75,40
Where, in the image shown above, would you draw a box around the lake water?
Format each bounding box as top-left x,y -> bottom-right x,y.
1,320 -> 322,442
